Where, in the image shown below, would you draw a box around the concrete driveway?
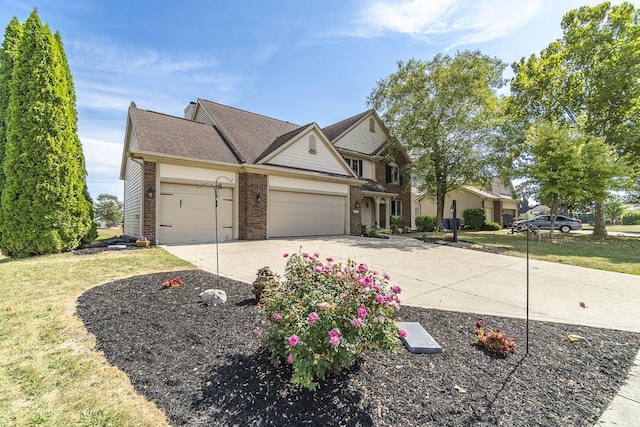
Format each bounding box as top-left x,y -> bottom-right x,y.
164,235 -> 640,333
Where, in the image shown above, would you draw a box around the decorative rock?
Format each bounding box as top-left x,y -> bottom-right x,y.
199,289 -> 227,305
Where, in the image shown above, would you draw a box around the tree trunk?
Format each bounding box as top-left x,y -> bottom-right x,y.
549,196 -> 558,242
436,187 -> 446,231
592,201 -> 608,237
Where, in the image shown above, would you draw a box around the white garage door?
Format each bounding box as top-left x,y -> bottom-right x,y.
158,183 -> 233,244
268,191 -> 346,237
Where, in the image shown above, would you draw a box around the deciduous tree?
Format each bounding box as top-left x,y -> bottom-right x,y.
517,123 -> 618,240
94,194 -> 123,228
368,51 -> 507,229
510,1 -> 640,236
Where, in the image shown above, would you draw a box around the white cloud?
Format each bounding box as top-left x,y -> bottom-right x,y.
81,137 -> 124,199
354,0 -> 545,47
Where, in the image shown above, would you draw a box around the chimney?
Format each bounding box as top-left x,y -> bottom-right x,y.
184,102 -> 197,120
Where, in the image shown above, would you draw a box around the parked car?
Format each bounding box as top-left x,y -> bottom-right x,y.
511,215 -> 583,233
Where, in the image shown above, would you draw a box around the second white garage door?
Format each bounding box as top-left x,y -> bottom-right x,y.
158,183 -> 233,244
268,191 -> 346,237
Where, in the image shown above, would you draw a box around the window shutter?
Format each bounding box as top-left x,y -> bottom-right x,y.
386,164 -> 391,183
399,174 -> 404,186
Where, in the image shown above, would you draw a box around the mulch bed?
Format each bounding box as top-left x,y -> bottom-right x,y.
76,270 -> 640,426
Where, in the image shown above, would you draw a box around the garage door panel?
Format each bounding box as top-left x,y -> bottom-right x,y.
159,183 -> 233,244
268,191 -> 345,237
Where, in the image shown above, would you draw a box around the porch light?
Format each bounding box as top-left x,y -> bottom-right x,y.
355,201 -> 360,209
256,193 -> 261,202
147,187 -> 154,198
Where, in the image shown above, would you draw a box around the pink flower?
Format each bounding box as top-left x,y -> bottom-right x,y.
328,328 -> 341,338
315,265 -> 323,272
373,284 -> 381,291
257,329 -> 263,337
392,285 -> 402,294
358,278 -> 368,287
273,312 -> 282,321
288,334 -> 300,347
476,322 -> 482,329
318,301 -> 331,311
329,336 -> 341,347
283,253 -> 289,258
358,263 -> 367,273
386,294 -> 394,302
378,316 -> 385,324
307,312 -> 319,324
314,252 -> 320,258
375,294 -> 385,304
392,301 -> 400,312
326,257 -> 334,262
383,272 -> 391,280
372,270 -> 379,276
398,329 -> 407,338
287,353 -> 294,364
352,318 -> 362,328
357,305 -> 368,319
303,252 -> 309,258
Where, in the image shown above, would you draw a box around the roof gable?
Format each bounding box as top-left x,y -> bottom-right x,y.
323,110 -> 391,156
258,124 -> 355,177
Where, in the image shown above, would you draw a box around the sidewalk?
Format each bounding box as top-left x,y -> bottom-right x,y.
164,235 -> 640,425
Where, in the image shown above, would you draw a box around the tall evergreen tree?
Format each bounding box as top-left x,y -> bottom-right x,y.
0,10 -> 93,256
0,17 -> 22,238
55,31 -> 97,244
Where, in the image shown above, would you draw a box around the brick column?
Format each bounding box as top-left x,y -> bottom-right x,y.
143,161 -> 157,243
349,185 -> 362,236
239,172 -> 268,240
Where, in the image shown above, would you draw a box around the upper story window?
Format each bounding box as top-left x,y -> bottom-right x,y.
387,162 -> 400,185
369,117 -> 375,132
344,157 -> 363,177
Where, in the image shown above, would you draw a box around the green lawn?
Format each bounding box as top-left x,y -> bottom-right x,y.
96,226 -> 124,240
403,230 -> 640,275
0,248 -> 193,426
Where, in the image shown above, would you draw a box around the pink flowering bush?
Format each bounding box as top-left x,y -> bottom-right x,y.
259,250 -> 402,390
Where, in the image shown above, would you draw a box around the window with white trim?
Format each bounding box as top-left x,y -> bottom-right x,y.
389,163 -> 400,185
344,157 -> 363,177
391,200 -> 402,218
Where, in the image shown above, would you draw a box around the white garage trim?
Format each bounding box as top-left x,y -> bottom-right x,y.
158,182 -> 233,244
268,190 -> 346,238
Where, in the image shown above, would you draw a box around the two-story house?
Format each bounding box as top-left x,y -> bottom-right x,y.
119,99 -> 411,244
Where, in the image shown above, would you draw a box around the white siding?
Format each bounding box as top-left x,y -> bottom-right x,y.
123,157 -> 142,237
269,175 -> 348,195
266,129 -> 350,176
361,159 -> 373,180
194,106 -> 215,125
159,163 -> 235,184
334,116 -> 387,155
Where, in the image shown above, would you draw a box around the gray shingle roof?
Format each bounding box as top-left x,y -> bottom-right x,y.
198,99 -> 301,163
129,107 -> 239,164
322,110 -> 372,142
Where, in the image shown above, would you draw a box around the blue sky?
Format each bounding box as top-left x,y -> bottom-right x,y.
1,0 -> 637,201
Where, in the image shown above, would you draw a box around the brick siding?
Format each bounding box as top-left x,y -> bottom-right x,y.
349,185 -> 362,236
142,161 -> 156,243
239,172 -> 268,240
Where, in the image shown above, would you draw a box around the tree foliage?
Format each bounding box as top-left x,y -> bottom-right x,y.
94,193 -> 123,228
509,1 -> 640,236
604,194 -> 625,223
0,10 -> 94,257
368,51 -> 507,229
517,123 -> 618,240
0,17 -> 22,243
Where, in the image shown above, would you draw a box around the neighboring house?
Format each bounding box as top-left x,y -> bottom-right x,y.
119,99 -> 412,244
417,179 -> 520,228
